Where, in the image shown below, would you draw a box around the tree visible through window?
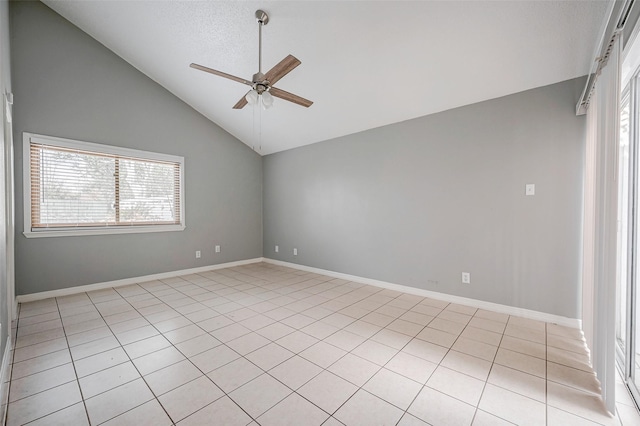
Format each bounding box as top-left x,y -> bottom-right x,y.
27,136 -> 183,232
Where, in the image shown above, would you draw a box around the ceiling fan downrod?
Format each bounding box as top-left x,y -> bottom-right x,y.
255,10 -> 268,80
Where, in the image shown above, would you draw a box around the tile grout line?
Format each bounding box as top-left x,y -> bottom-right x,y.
54,296 -> 92,426
467,313 -> 510,425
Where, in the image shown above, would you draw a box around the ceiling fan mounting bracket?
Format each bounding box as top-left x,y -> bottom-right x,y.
255,10 -> 269,26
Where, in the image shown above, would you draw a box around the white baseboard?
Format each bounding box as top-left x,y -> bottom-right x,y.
0,334 -> 12,425
16,256 -> 581,329
264,258 -> 582,329
16,257 -> 265,303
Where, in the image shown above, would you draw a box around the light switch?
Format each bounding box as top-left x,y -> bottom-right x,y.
525,184 -> 535,196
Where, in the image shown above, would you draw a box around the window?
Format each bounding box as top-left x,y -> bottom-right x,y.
23,133 -> 185,237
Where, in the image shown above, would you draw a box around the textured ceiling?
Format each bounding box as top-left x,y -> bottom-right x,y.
42,1 -> 610,155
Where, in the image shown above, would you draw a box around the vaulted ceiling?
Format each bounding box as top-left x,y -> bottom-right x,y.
42,1 -> 610,155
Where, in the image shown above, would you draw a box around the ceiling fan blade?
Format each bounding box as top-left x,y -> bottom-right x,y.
269,87 -> 313,108
190,63 -> 253,86
233,92 -> 249,109
265,55 -> 301,86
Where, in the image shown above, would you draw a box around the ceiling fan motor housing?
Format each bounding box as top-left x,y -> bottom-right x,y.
252,72 -> 268,92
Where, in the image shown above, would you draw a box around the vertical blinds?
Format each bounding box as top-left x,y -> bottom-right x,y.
30,143 -> 181,229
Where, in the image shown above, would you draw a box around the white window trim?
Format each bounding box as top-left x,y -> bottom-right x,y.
23,132 -> 186,238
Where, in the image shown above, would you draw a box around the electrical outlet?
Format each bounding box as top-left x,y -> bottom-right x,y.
275,245 -> 279,253
215,245 -> 221,253
195,250 -> 201,259
293,248 -> 298,256
462,272 -> 470,284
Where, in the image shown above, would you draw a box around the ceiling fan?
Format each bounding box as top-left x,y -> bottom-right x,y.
190,10 -> 313,110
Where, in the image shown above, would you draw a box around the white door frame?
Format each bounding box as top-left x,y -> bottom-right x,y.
3,93 -> 15,323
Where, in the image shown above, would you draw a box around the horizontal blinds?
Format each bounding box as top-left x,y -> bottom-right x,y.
30,143 -> 181,229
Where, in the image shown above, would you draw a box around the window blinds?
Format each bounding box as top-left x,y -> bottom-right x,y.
30,143 -> 181,229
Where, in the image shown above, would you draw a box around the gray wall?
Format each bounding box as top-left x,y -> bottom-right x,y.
264,78 -> 586,319
11,1 -> 262,295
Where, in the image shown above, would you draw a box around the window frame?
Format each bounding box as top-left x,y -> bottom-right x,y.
23,132 -> 185,238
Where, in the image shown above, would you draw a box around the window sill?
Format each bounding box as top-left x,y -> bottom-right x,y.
23,224 -> 186,238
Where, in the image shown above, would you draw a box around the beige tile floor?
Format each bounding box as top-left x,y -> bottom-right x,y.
3,262 -> 632,425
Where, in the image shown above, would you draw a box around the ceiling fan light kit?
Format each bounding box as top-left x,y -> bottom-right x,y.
190,9 -> 313,110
